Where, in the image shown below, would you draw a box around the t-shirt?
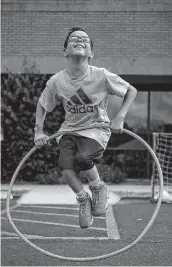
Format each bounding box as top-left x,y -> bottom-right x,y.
39,65 -> 129,149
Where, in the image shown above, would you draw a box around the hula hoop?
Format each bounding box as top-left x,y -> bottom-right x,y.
6,125 -> 163,262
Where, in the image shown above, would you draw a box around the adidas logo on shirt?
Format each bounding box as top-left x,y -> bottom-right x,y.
66,88 -> 98,114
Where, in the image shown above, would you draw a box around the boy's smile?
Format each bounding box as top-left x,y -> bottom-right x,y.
74,43 -> 85,48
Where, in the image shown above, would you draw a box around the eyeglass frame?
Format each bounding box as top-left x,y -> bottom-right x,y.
67,36 -> 91,44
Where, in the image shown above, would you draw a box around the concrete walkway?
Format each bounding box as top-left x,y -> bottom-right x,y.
1,183 -> 153,205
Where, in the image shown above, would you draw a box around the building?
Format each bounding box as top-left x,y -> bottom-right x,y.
2,0 -> 172,125
2,0 -> 172,179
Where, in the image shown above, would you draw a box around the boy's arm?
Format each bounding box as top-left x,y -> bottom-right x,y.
34,76 -> 57,148
34,102 -> 49,148
110,85 -> 137,133
35,101 -> 46,132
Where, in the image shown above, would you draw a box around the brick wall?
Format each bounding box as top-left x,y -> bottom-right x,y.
2,0 -> 172,74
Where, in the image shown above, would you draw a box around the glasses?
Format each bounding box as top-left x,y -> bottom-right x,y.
68,36 -> 91,44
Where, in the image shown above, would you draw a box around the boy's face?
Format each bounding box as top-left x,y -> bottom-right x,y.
64,30 -> 93,59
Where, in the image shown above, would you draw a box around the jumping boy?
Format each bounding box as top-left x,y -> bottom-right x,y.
34,27 -> 137,228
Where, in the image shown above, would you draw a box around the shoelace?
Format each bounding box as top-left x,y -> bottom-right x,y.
80,200 -> 87,215
92,189 -> 100,205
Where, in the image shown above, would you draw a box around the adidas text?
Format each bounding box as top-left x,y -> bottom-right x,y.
66,104 -> 98,114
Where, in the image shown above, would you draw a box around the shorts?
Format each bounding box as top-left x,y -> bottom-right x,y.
58,134 -> 104,172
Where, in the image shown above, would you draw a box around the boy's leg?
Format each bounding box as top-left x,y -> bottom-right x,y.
83,165 -> 109,216
62,169 -> 83,194
75,135 -> 104,184
61,169 -> 93,228
75,136 -> 109,216
58,135 -> 93,228
59,135 -> 83,192
82,164 -> 101,183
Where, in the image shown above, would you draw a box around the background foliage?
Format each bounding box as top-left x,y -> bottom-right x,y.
1,62 -> 64,183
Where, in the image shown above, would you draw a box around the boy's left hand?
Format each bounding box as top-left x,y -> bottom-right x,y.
110,115 -> 124,134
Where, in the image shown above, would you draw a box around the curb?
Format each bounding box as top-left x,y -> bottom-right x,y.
111,191 -> 151,199
1,189 -> 151,201
1,190 -> 28,200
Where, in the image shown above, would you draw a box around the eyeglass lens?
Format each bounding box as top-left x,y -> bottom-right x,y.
69,36 -> 90,43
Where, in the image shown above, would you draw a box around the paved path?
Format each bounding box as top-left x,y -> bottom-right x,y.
1,198 -> 172,266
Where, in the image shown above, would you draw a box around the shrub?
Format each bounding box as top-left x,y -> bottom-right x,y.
1,62 -> 64,182
97,163 -> 127,184
34,167 -> 65,184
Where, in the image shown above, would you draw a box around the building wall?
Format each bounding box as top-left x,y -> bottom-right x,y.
2,0 -> 172,74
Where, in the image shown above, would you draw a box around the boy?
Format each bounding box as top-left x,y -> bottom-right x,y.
34,27 -> 137,228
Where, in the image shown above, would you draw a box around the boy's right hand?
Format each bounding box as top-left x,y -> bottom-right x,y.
34,132 -> 50,149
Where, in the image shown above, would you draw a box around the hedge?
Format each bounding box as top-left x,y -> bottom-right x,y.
1,64 -> 64,183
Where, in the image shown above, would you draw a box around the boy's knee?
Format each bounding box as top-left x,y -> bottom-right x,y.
75,153 -> 94,171
75,152 -> 87,163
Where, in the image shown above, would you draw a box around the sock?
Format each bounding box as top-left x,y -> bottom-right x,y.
89,178 -> 103,188
76,188 -> 87,199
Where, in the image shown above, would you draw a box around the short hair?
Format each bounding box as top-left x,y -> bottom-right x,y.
64,27 -> 93,50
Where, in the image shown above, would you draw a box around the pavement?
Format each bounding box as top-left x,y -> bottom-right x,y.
1,181 -> 153,205
1,182 -> 172,266
2,199 -> 172,266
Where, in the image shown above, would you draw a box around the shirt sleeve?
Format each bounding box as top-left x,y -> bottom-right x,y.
39,78 -> 58,112
103,68 -> 129,98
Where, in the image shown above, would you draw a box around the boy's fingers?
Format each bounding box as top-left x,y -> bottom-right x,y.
35,138 -> 48,148
45,137 -> 51,146
38,139 -> 44,146
36,141 -> 43,148
112,128 -> 123,134
35,142 -> 41,149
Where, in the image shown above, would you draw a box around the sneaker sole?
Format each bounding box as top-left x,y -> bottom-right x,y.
92,204 -> 108,217
80,217 -> 94,228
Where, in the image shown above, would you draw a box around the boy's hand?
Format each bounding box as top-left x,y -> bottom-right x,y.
34,132 -> 50,149
110,115 -> 124,134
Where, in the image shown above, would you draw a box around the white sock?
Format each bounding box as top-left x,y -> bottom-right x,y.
89,178 -> 103,188
76,188 -> 87,199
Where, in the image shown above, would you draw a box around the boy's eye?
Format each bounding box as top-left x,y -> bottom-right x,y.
69,37 -> 78,42
81,37 -> 90,43
68,36 -> 90,43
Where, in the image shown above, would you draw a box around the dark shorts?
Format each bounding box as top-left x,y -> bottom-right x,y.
58,134 -> 104,172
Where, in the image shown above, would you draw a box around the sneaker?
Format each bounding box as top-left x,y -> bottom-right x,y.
76,192 -> 93,228
89,182 -> 109,216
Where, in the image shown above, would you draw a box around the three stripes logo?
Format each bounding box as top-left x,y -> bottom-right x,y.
66,88 -> 98,114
